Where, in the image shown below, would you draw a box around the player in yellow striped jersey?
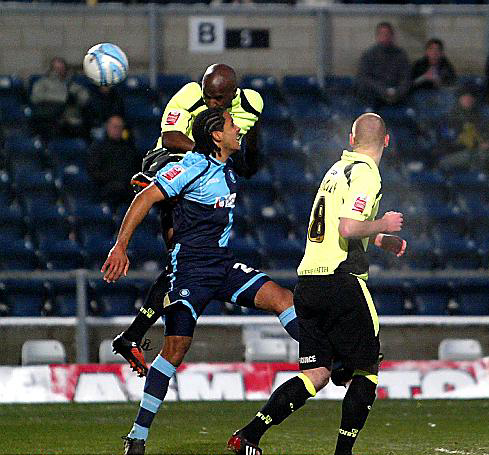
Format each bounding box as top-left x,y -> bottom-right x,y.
228,113 -> 407,455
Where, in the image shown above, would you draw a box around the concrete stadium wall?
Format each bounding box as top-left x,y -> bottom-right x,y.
0,4 -> 488,80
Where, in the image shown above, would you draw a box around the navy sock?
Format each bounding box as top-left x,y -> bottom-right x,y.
128,355 -> 176,441
278,306 -> 299,341
334,374 -> 377,455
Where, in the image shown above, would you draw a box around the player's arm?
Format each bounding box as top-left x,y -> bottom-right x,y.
233,121 -> 261,178
162,131 -> 195,153
160,82 -> 200,153
339,211 -> 404,239
101,184 -> 165,283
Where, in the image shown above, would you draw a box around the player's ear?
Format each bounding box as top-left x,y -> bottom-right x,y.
211,130 -> 222,143
349,133 -> 355,147
384,134 -> 390,148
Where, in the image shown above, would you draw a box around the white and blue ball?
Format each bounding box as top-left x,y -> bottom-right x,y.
83,43 -> 128,86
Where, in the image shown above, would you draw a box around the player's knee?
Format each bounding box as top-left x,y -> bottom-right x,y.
254,281 -> 293,314
302,367 -> 330,392
161,336 -> 192,367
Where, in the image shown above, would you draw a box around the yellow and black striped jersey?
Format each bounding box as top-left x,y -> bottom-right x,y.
297,150 -> 382,281
155,82 -> 263,149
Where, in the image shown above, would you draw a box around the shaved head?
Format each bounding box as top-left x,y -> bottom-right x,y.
202,64 -> 237,87
351,113 -> 387,150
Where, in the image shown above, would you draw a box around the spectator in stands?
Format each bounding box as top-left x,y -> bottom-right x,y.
30,57 -> 90,142
411,38 -> 457,91
83,84 -> 125,135
436,84 -> 489,172
356,22 -> 411,109
87,115 -> 139,207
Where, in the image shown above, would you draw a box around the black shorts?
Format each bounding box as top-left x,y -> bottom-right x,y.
294,273 -> 380,372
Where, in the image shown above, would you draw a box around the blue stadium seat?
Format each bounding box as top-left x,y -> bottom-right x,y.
0,239 -> 39,270
132,122 -> 161,153
0,75 -> 28,127
4,133 -> 46,171
241,74 -> 283,105
90,279 -> 141,316
264,238 -> 303,270
0,202 -> 26,241
82,235 -> 115,270
38,238 -> 84,270
47,138 -> 88,168
46,280 -> 78,317
13,169 -> 58,202
256,215 -> 291,248
283,75 -> 322,97
58,164 -> 94,201
127,229 -> 166,270
323,75 -> 354,95
372,288 -> 406,315
24,200 -> 71,242
2,279 -> 47,316
454,277 -> 489,315
157,73 -> 193,99
70,200 -> 114,244
411,277 -> 452,315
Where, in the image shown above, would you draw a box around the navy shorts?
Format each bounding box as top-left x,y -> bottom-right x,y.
159,244 -> 270,336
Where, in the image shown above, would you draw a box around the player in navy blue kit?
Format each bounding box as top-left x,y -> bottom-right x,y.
102,108 -> 295,455
111,64 -> 299,377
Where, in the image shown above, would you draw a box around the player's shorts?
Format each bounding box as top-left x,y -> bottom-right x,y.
294,272 -> 380,372
156,243 -> 270,337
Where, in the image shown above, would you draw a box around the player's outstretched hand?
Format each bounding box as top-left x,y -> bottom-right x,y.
101,243 -> 129,283
379,235 -> 407,257
381,211 -> 404,233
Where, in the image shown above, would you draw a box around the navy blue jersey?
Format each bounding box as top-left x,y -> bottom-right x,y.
154,151 -> 238,249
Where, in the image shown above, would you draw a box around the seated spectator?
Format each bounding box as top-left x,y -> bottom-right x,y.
87,115 -> 140,208
411,38 -> 457,91
436,85 -> 489,172
83,85 -> 125,134
30,57 -> 90,142
356,22 -> 411,109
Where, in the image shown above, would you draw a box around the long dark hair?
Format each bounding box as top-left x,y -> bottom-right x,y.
192,108 -> 225,156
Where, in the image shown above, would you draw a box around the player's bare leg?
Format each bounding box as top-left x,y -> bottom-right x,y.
254,281 -> 299,341
124,335 -> 192,454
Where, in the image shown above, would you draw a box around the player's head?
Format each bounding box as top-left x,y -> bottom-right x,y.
193,108 -> 240,157
350,113 -> 389,152
201,64 -> 237,109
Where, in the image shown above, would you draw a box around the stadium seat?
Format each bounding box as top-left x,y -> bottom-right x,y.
24,201 -> 71,242
3,279 -> 47,316
126,228 -> 166,270
99,339 -> 126,364
13,169 -> 58,202
46,280 -> 79,317
4,133 -> 46,171
58,164 -> 96,203
438,338 -> 483,361
0,239 -> 39,271
157,73 -> 193,99
38,238 -> 84,270
47,138 -> 88,169
0,202 -> 26,241
90,279 -> 142,316
283,75 -> 322,97
70,200 -> 115,244
21,339 -> 66,365
244,338 -> 289,362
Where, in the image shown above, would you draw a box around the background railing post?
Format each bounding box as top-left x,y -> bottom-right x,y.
75,269 -> 89,364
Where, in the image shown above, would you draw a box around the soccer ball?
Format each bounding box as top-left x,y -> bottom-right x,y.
83,43 -> 128,86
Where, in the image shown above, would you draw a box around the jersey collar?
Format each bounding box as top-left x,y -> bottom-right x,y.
341,150 -> 380,178
208,155 -> 226,167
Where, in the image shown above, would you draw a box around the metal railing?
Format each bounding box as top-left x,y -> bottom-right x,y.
0,268 -> 488,363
